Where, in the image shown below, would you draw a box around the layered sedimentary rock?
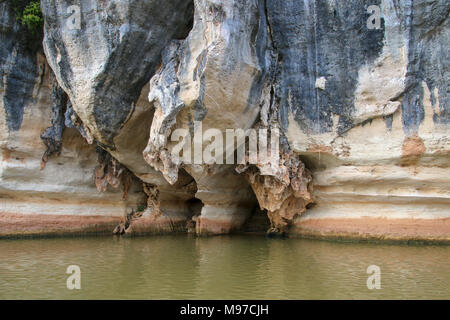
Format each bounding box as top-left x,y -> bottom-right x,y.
270,0 -> 450,241
0,2 -> 146,237
1,0 -> 449,240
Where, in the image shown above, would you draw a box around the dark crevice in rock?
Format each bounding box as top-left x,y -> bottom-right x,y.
41,0 -> 196,147
142,182 -> 160,216
40,76 -> 67,169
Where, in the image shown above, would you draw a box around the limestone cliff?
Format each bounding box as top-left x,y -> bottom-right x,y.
1,0 -> 449,241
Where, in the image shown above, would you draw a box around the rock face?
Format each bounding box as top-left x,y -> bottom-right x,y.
0,2 -> 145,237
275,0 -> 450,241
42,0 -> 194,146
238,151 -> 314,235
0,0 -> 449,241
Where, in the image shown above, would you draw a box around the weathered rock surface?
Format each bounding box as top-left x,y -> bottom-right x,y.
141,0 -> 270,234
0,0 -> 449,241
41,0 -> 194,146
273,0 -> 450,241
0,2 -> 145,237
0,52 -> 145,237
238,150 -> 314,235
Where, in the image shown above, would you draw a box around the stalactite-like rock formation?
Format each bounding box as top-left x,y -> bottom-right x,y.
0,0 -> 448,241
237,150 -> 314,235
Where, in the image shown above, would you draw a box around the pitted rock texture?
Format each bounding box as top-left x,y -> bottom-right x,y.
0,3 -> 40,132
41,0 -> 199,232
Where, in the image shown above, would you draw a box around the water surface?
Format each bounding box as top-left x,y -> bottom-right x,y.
0,235 -> 448,299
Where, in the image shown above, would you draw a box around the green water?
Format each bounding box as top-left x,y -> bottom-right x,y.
0,235 -> 448,299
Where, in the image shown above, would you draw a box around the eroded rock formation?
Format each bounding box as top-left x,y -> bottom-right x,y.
0,2 -> 145,237
238,149 -> 314,235
0,0 -> 449,241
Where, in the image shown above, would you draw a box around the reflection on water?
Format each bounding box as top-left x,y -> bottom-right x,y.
0,235 -> 449,299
